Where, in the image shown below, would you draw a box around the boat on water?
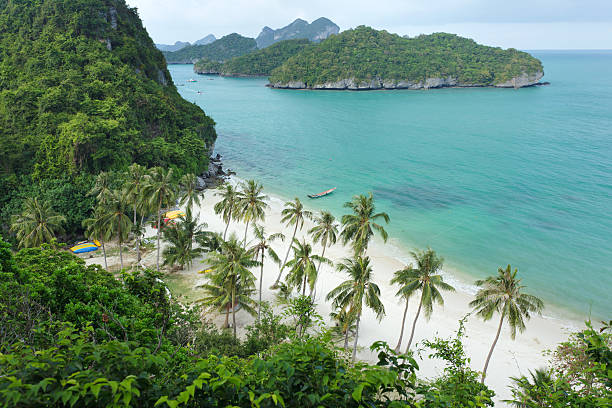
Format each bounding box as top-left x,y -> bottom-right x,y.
186,79 -> 197,82
308,187 -> 336,199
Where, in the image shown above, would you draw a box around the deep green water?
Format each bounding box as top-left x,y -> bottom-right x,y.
169,51 -> 612,320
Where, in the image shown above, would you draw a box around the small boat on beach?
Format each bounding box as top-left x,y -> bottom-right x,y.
308,187 -> 336,199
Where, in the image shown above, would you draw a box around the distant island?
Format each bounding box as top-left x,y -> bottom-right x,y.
256,17 -> 339,48
156,34 -> 216,52
194,39 -> 312,76
268,26 -> 544,90
163,33 -> 257,64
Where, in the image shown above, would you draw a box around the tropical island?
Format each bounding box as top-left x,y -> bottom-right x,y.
163,33 -> 258,64
267,26 -> 544,90
0,0 -> 608,407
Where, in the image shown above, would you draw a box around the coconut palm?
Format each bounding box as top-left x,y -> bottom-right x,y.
82,206 -> 111,270
340,193 -> 389,256
163,211 -> 208,270
214,183 -> 239,240
285,239 -> 331,296
179,173 -> 202,215
507,368 -> 555,407
249,224 -> 284,321
326,256 -> 385,361
236,180 -> 268,247
401,248 -> 455,352
329,307 -> 357,347
100,191 -> 132,270
470,265 -> 544,383
390,267 -> 416,352
143,167 -> 177,272
207,235 -> 259,337
197,276 -> 257,329
274,198 -> 312,285
123,163 -> 148,262
10,197 -> 66,248
308,211 -> 339,298
89,171 -> 113,205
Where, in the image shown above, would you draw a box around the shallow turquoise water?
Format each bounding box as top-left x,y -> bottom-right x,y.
169,51 -> 612,320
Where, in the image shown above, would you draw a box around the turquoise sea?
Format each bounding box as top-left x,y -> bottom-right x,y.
169,51 -> 612,320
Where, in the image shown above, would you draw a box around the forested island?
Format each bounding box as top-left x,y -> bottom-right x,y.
268,26 -> 544,90
163,33 -> 257,64
194,39 -> 312,76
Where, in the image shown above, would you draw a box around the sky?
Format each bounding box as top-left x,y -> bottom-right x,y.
126,0 -> 612,49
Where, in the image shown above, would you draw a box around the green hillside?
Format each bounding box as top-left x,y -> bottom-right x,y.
194,39 -> 312,76
163,33 -> 257,63
269,26 -> 544,89
0,0 -> 216,235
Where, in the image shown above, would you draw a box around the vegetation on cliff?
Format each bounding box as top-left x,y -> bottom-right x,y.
268,26 -> 544,88
163,33 -> 257,64
194,39 -> 312,76
0,0 -> 216,238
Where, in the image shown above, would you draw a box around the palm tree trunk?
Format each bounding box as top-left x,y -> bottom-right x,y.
343,325 -> 350,350
276,223 -> 298,284
156,200 -> 162,272
102,242 -> 108,270
310,244 -> 326,299
118,223 -> 123,270
243,219 -> 249,247
352,310 -> 362,362
224,304 -> 229,328
137,214 -> 144,262
258,251 -> 264,322
231,286 -> 237,338
302,273 -> 307,296
481,312 -> 505,383
395,298 -> 409,352
406,291 -> 424,352
223,219 -> 230,240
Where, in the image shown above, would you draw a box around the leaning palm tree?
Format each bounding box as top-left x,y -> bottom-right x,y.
470,265 -> 544,383
236,180 -> 268,247
89,171 -> 113,205
207,235 -> 259,337
197,276 -> 257,329
274,198 -> 312,285
402,248 -> 455,352
178,173 -> 202,215
285,239 -> 331,296
100,191 -> 133,270
308,211 -> 339,298
326,256 -> 385,361
82,206 -> 111,270
249,224 -> 284,321
123,163 -> 148,262
340,193 -> 390,256
214,183 -> 239,240
143,167 -> 176,272
10,197 -> 66,248
390,267 -> 415,352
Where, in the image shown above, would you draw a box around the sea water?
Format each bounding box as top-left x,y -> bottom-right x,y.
169,50 -> 612,320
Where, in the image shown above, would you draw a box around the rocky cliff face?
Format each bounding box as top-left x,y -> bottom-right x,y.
268,72 -> 545,90
255,17 -> 339,48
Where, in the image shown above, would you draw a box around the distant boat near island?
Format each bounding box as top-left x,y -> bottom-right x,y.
308,187 -> 336,198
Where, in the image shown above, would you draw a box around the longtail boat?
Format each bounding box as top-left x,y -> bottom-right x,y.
308,187 -> 336,199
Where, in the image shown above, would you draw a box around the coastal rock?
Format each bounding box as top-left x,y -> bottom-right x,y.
495,71 -> 544,88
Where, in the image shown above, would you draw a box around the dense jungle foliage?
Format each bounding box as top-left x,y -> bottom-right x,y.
163,33 -> 257,64
268,26 -> 544,88
0,0 -> 216,238
194,39 -> 312,76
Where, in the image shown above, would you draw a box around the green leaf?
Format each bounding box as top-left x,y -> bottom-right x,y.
352,383 -> 365,402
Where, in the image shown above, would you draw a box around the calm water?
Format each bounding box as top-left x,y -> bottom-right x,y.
169,51 -> 612,320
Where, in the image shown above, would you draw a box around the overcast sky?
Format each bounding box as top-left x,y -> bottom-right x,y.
127,0 -> 612,49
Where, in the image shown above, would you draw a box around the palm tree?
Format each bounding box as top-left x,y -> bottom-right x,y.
390,268 -> 415,353
285,239 -> 331,296
179,173 -> 202,215
507,368 -> 555,407
249,224 -> 284,321
214,183 -> 238,240
10,197 -> 66,248
308,211 -> 339,298
82,206 -> 111,270
197,276 -> 257,329
274,198 -> 312,285
100,191 -> 133,270
340,193 -> 390,256
89,171 -> 113,205
329,307 -> 357,347
207,235 -> 259,337
326,256 -> 385,361
401,248 -> 455,352
236,180 -> 268,247
143,167 -> 177,272
123,164 -> 148,262
470,265 -> 544,383
162,221 -> 205,270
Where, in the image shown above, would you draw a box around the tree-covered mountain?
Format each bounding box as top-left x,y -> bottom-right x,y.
155,40 -> 190,52
256,17 -> 339,48
194,34 -> 216,45
194,39 -> 312,76
268,26 -> 544,90
0,0 -> 216,236
163,33 -> 257,63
